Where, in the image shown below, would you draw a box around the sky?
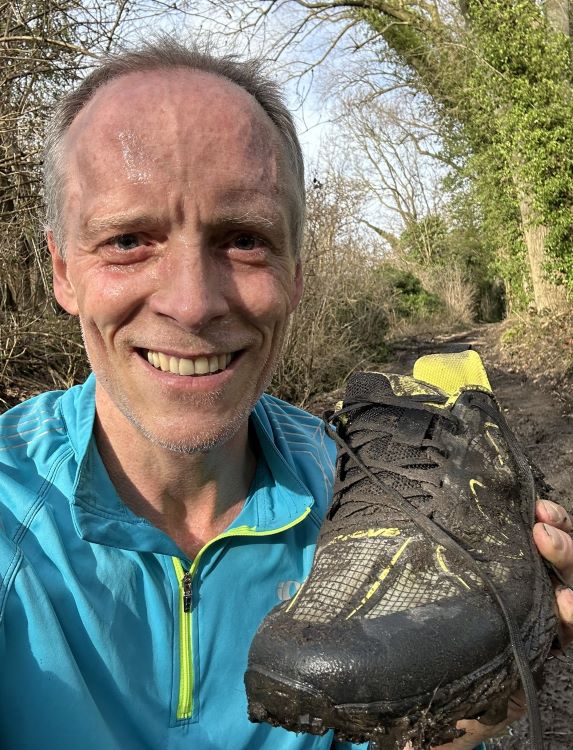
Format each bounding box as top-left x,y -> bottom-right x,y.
115,1 -> 448,242
173,2 -> 347,165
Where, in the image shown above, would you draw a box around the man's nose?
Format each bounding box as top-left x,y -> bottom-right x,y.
149,241 -> 230,330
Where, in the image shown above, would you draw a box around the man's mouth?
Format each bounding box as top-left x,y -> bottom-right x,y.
143,349 -> 233,376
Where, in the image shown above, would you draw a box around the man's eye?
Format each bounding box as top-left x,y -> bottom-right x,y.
232,234 -> 259,251
110,234 -> 140,251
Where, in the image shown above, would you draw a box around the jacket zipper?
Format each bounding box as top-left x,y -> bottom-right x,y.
171,506 -> 312,721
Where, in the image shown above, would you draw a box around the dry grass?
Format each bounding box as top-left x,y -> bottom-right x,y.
272,251 -> 394,407
0,310 -> 88,410
496,311 -> 573,392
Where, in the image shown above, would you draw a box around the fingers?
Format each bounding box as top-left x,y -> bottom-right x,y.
506,688 -> 526,723
532,520 -> 573,583
536,499 -> 573,533
429,717 -> 510,749
534,500 -> 573,580
554,586 -> 573,646
532,520 -> 573,575
428,687 -> 528,749
534,500 -> 573,646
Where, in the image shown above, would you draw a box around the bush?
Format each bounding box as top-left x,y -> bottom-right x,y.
270,171 -> 396,406
271,249 -> 393,407
0,309 -> 88,410
379,266 -> 443,320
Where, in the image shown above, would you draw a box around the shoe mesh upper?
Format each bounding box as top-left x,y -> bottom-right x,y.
365,558 -> 463,618
291,536 -> 403,623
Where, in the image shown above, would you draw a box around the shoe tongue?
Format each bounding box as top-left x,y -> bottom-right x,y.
345,371 -> 447,403
412,350 -> 492,396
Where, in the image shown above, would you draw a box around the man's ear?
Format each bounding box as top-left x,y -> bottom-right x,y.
47,231 -> 79,315
289,259 -> 303,313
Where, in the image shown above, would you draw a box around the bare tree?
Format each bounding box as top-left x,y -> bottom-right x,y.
0,0 -> 194,406
194,0 -> 573,313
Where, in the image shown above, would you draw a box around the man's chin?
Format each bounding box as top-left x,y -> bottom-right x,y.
126,406 -> 254,455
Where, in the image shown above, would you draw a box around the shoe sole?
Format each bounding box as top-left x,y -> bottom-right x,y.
246,621 -> 553,747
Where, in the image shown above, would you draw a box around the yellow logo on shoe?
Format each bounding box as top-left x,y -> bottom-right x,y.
484,422 -> 505,466
328,528 -> 401,546
345,537 -> 414,619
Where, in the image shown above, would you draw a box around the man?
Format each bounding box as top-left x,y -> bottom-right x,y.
0,39 -> 571,750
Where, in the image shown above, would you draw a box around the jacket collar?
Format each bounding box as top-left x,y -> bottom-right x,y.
60,376 -> 314,555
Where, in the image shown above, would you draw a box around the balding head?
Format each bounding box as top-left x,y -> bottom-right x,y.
43,38 -> 305,257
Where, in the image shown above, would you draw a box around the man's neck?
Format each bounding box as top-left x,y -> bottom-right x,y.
94,409 -> 257,560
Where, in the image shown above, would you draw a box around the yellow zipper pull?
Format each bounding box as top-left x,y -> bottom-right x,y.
183,571 -> 192,613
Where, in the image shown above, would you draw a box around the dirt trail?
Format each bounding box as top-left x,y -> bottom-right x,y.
310,322 -> 573,750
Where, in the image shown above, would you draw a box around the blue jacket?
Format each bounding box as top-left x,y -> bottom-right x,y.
0,375 -> 350,749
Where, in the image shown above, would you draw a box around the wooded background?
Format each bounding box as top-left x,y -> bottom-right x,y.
1,0 -> 572,408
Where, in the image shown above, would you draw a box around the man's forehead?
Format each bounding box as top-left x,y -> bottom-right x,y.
60,67 -> 299,252
65,68 -> 278,156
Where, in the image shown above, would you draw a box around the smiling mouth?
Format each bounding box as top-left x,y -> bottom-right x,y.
143,349 -> 234,376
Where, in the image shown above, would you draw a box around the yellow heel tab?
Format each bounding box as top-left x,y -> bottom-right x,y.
412,350 -> 492,397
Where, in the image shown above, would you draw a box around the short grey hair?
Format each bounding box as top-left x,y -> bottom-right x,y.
43,37 -> 306,256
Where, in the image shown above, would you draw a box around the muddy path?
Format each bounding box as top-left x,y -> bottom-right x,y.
309,322 -> 573,750
382,324 -> 572,505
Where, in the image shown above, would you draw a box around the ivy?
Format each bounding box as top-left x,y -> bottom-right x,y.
356,0 -> 573,306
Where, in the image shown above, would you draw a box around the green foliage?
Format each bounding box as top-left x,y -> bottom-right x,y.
379,266 -> 443,319
461,0 -> 573,295
399,215 -> 449,266
395,204 -> 505,321
355,0 -> 573,306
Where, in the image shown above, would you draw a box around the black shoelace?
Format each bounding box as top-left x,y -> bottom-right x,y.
324,391 -> 545,750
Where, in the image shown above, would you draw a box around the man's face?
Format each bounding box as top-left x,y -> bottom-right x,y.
50,69 -> 302,452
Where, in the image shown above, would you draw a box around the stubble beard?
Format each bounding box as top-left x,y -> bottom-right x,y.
127,392 -> 257,454
102,382 -> 261,455
82,322 -> 283,455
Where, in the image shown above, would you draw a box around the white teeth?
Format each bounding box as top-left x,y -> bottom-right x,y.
145,350 -> 232,376
194,356 -> 209,375
179,358 -> 195,376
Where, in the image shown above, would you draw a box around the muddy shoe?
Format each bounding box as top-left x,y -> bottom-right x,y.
245,350 -> 556,749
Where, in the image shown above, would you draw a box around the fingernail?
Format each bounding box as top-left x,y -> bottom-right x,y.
544,523 -> 564,550
541,500 -> 561,523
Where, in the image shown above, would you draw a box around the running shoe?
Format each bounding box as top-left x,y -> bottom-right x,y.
245,350 -> 556,749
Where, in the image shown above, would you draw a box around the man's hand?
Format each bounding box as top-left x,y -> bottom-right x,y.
402,692 -> 527,749
533,499 -> 573,646
423,498 -> 573,750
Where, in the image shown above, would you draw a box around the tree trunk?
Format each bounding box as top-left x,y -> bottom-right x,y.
546,0 -> 570,36
519,197 -> 568,312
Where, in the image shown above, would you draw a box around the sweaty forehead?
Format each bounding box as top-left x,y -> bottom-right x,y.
64,69 -> 282,189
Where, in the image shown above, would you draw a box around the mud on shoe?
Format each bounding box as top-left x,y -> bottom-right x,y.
245,350 -> 557,750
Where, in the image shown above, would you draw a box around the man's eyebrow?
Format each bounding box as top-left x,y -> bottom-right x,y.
81,212 -> 164,239
217,211 -> 275,229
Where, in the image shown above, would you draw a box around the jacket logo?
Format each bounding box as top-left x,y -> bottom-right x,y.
276,580 -> 302,601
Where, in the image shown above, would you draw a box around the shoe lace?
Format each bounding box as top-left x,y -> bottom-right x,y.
324,391 -> 545,750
